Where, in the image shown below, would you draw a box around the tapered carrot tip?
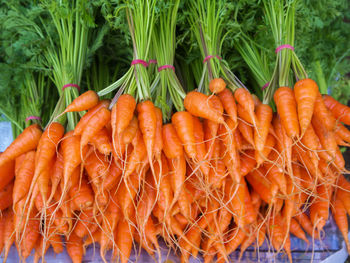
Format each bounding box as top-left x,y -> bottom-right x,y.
209,78 -> 226,93
65,90 -> 99,113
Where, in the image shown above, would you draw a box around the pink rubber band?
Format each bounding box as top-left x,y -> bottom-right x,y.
275,44 -> 294,53
25,116 -> 42,122
158,65 -> 175,72
262,82 -> 270,90
148,59 -> 157,65
62,84 -> 81,92
203,55 -> 222,64
131,59 -> 148,67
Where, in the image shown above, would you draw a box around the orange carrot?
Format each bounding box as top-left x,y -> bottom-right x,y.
192,117 -> 210,176
172,111 -> 196,159
154,107 -> 163,161
0,124 -> 42,167
240,150 -> 256,176
312,116 -> 337,158
102,160 -> 122,191
168,155 -> 186,207
137,100 -> 157,166
90,127 -> 112,155
332,198 -> 350,253
246,168 -> 277,204
264,158 -> 287,195
122,116 -> 139,145
13,151 -> 35,204
3,209 -> 15,262
323,94 -> 350,125
294,78 -> 319,135
113,94 -> 136,134
20,211 -> 40,259
184,91 -> 224,123
218,88 -> 237,125
313,92 -> 336,131
209,78 -> 226,93
65,90 -> 99,113
162,124 -> 183,159
234,88 -> 256,128
254,103 -> 273,152
81,107 -> 111,149
256,134 -> 275,166
0,182 -> 13,211
116,218 -> 135,263
0,213 -> 5,253
66,233 -> 84,263
310,184 -> 331,231
74,100 -> 110,136
238,119 -> 254,146
290,218 -> 309,243
124,129 -> 147,178
0,158 -> 15,192
274,87 -> 300,138
74,209 -> 99,238
69,177 -> 94,211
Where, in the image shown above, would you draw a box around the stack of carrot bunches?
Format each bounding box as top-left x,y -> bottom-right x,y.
1,7 -> 350,263
1,80 -> 350,263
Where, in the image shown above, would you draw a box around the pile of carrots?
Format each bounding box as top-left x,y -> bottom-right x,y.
1,76 -> 350,263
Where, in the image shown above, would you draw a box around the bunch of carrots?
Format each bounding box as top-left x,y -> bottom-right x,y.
1,76 -> 350,263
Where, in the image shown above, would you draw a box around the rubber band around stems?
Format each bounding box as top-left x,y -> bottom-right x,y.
275,44 -> 294,53
62,84 -> 81,92
25,116 -> 42,122
157,65 -> 175,72
131,59 -> 149,67
148,59 -> 157,65
203,55 -> 222,64
262,82 -> 270,90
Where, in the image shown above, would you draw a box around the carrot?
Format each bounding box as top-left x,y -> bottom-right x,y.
209,78 -> 226,93
310,184 -> 331,231
102,160 -> 122,191
323,94 -> 350,125
312,116 -> 337,158
264,159 -> 287,195
117,172 -> 139,217
162,124 -> 183,159
294,78 -> 319,135
168,155 -> 186,207
124,129 -> 147,178
172,111 -> 196,159
66,233 -> 84,263
61,131 -> 82,196
49,149 -> 64,203
240,150 -> 257,176
137,100 -> 157,166
208,140 -> 226,188
156,154 -> 172,212
81,107 -> 111,150
332,198 -> 350,253
0,158 -> 15,192
90,127 -> 112,155
74,209 -> 99,238
20,211 -> 40,259
0,182 -> 13,210
70,177 -> 94,211
192,117 -> 210,176
299,166 -> 315,191
122,116 -> 139,145
0,213 -> 5,253
224,227 -> 246,255
65,90 -> 99,113
336,189 -> 350,216
256,134 -> 275,166
313,92 -> 336,131
0,124 -> 42,167
234,88 -> 256,128
3,209 -> 15,263
116,218 -> 135,263
238,121 -> 254,151
290,218 -> 308,244
246,168 -> 277,204
113,94 -> 136,134
274,87 -> 300,138
154,107 -> 163,161
184,91 -> 224,123
254,103 -> 273,152
225,178 -> 246,228
13,151 -> 35,205
243,182 -> 257,224
74,100 -> 110,136
335,122 -> 350,143
84,151 -> 109,188
218,88 -> 237,125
